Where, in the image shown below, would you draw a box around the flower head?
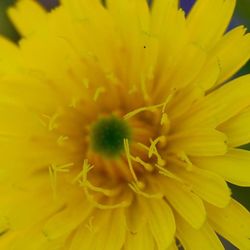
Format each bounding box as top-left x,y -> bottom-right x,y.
0,0 -> 250,249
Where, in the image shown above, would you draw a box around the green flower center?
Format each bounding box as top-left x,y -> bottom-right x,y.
90,116 -> 131,157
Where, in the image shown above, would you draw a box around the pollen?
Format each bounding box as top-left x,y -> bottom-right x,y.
90,116 -> 131,157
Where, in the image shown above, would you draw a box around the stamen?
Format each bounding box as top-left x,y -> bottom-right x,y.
85,182 -> 121,197
106,72 -> 119,85
168,154 -> 193,171
39,114 -> 53,128
177,151 -> 193,168
69,98 -> 78,108
123,102 -> 164,120
124,139 -> 140,183
48,113 -> 60,131
160,113 -> 169,126
84,188 -> 131,209
162,91 -> 176,113
82,78 -> 89,88
39,114 -> 49,127
130,156 -> 154,172
56,163 -> 74,172
78,160 -> 132,209
57,135 -> 69,146
137,142 -> 150,152
78,160 -> 124,197
160,113 -> 171,135
85,216 -> 95,233
93,87 -> 106,102
124,93 -> 174,120
137,141 -> 165,167
149,136 -> 166,156
49,163 -> 74,198
73,159 -> 94,184
128,85 -> 137,95
128,182 -> 163,199
155,164 -> 183,182
149,138 -> 166,166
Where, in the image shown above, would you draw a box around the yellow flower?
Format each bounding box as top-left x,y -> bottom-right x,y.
0,0 -> 250,249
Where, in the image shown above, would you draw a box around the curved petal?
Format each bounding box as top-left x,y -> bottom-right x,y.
42,199 -> 93,239
210,26 -> 250,85
219,107 -> 250,147
124,225 -> 155,250
70,209 -> 126,250
179,74 -> 250,128
142,198 -> 176,250
206,199 -> 250,250
176,214 -> 224,250
192,149 -> 250,186
162,178 -> 206,229
187,0 -> 236,49
169,165 -> 231,208
168,129 -> 227,157
8,0 -> 47,37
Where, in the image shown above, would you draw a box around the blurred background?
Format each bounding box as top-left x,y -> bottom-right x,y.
0,0 -> 249,249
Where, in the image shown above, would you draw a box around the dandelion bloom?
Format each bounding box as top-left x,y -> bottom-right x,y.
1,0 -> 250,249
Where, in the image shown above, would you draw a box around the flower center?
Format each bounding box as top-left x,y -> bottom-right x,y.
90,116 -> 131,157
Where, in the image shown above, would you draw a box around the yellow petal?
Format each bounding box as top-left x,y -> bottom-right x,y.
42,200 -> 93,239
191,57 -> 220,92
106,0 -> 151,86
187,0 -> 236,49
154,42 -> 207,99
144,198 -> 176,250
219,107 -> 250,147
176,214 -> 224,250
0,102 -> 41,136
167,242 -> 179,250
195,26 -> 250,91
165,43 -> 207,90
9,229 -> 48,250
0,232 -> 17,250
0,74 -> 64,112
70,209 -> 126,250
153,9 -> 188,100
151,0 -> 178,34
168,84 -> 204,122
0,37 -> 20,74
91,209 -> 126,250
180,74 -> 250,128
168,129 -> 227,156
8,0 -> 47,37
125,198 -> 147,234
0,188 -> 56,230
149,0 -> 182,98
170,165 -> 231,208
193,148 -> 250,187
206,199 -> 250,250
8,222 -> 68,250
0,216 -> 9,236
211,26 -> 250,85
162,178 -> 206,229
124,225 -> 155,250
